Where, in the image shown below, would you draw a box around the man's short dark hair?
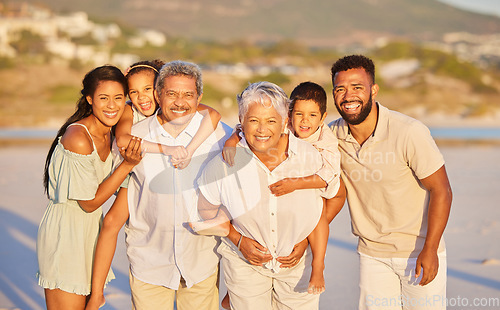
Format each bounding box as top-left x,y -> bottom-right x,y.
289,81 -> 327,116
330,55 -> 376,85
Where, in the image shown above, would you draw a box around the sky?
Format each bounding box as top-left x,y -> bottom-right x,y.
438,0 -> 500,17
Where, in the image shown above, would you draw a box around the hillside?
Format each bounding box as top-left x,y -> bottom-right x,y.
23,0 -> 500,47
2,42 -> 499,128
2,1 -> 500,128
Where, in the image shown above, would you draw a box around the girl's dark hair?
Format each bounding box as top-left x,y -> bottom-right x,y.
125,59 -> 165,81
43,65 -> 127,197
125,59 -> 165,113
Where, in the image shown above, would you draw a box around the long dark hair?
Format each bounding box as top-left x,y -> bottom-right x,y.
43,65 -> 127,197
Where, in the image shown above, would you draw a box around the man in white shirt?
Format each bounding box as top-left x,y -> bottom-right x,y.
196,82 -> 331,310
125,60 -> 230,309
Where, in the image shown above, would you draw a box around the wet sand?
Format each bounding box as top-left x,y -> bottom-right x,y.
0,143 -> 499,309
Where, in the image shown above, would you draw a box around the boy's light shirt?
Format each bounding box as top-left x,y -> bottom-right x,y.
289,123 -> 341,198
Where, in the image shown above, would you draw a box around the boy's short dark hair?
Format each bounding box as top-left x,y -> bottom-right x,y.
289,81 -> 327,116
330,54 -> 376,85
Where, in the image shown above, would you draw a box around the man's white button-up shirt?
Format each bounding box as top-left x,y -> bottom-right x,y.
121,111 -> 230,289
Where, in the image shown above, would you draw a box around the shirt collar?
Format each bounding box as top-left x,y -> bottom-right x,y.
286,131 -> 299,156
301,123 -> 323,144
239,131 -> 299,157
150,109 -> 203,139
336,102 -> 389,142
371,102 -> 390,141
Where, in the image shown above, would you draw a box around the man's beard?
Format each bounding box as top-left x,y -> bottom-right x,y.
335,93 -> 373,125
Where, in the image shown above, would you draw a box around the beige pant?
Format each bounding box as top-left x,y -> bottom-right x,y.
129,269 -> 219,310
219,242 -> 320,310
359,252 -> 447,310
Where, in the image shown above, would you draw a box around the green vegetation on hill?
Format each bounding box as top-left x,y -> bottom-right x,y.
109,37 -> 340,67
372,41 -> 497,93
48,85 -> 80,106
23,0 -> 500,47
10,31 -> 46,55
3,1 -> 500,126
245,72 -> 291,89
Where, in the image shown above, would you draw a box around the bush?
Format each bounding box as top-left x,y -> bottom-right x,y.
245,72 -> 291,88
0,57 -> 15,69
49,85 -> 80,106
10,30 -> 46,55
372,41 -> 497,93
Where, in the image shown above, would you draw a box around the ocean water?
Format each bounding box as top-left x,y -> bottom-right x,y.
429,127 -> 500,140
0,128 -> 58,139
1,127 -> 499,140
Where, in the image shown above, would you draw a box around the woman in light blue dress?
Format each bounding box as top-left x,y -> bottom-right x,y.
37,65 -> 143,309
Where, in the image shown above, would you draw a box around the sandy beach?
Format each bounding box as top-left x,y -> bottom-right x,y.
0,141 -> 499,310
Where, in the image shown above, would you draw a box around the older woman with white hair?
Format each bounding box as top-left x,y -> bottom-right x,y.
195,81 -> 326,309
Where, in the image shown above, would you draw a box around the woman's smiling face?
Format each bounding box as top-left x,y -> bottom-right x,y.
86,80 -> 126,127
242,100 -> 285,156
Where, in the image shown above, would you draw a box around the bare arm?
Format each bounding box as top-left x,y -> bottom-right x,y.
115,104 -> 134,149
86,188 -> 129,310
61,127 -> 142,213
227,224 -> 272,266
196,190 -> 272,266
324,178 -> 346,223
275,179 -> 345,268
268,174 -> 327,197
198,103 -> 221,129
188,192 -> 230,236
275,182 -> 345,277
115,105 -> 188,159
78,138 -> 141,213
185,104 -> 221,157
170,104 -> 221,169
415,165 -> 452,286
222,127 -> 242,166
197,191 -> 222,220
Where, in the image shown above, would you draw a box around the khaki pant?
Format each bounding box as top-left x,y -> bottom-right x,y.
129,269 -> 219,310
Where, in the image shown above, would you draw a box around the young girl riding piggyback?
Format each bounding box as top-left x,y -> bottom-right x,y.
85,60 -> 221,309
116,59 -> 221,165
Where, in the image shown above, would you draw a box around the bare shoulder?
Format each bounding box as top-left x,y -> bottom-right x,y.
60,124 -> 94,155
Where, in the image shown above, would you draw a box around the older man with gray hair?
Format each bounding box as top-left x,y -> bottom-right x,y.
196,81 -> 326,310
115,60 -> 229,309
